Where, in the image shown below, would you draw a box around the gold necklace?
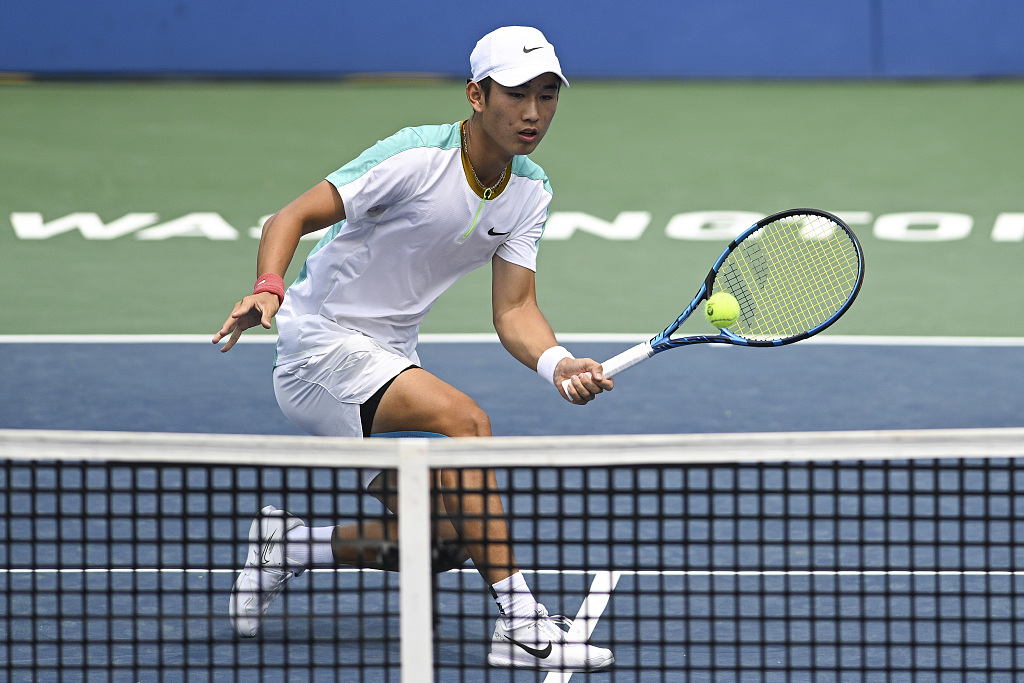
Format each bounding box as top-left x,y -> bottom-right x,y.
458,123 -> 507,244
463,124 -> 506,198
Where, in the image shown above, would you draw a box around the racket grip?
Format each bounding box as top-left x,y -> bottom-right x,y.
600,340 -> 655,378
559,341 -> 654,394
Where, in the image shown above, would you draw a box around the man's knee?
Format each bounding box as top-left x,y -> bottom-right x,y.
434,395 -> 489,438
373,368 -> 491,437
443,396 -> 490,437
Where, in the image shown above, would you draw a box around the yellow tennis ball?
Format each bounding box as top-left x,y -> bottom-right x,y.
705,292 -> 740,328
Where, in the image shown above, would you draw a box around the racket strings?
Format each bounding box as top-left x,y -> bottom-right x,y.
714,214 -> 861,341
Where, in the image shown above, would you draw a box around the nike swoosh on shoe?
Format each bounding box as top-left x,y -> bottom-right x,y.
508,638 -> 552,659
260,528 -> 278,565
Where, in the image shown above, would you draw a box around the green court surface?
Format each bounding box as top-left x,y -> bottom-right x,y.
1,80 -> 1022,337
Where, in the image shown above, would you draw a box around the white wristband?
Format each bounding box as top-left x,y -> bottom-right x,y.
536,346 -> 574,386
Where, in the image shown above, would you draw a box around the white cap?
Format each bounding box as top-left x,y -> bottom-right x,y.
470,26 -> 569,88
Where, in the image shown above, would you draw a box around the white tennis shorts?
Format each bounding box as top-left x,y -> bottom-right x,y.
273,334 -> 416,485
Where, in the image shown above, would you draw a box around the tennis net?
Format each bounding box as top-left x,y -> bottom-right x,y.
3,427 -> 1024,682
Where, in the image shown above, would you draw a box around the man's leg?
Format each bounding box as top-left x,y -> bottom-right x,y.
371,367 -> 491,436
370,367 -> 614,671
332,472 -> 472,573
370,367 -> 517,585
333,470 -> 471,573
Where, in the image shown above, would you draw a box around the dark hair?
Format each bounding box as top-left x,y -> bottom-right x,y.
478,77 -> 493,101
468,76 -> 560,102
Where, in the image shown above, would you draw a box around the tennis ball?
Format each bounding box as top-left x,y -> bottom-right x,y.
705,292 -> 740,328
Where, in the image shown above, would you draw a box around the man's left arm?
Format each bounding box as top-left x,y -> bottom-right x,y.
491,255 -> 612,404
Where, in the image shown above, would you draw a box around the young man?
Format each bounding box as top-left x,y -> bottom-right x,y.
213,26 -> 614,671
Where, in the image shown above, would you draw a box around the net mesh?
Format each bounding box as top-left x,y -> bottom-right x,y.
3,427 -> 1024,682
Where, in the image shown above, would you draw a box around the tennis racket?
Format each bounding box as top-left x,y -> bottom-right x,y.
562,208 -> 865,393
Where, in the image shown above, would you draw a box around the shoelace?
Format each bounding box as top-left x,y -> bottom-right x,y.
256,567 -> 293,598
533,605 -> 574,643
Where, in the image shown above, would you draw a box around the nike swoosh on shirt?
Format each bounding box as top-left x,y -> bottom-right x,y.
523,46 -> 544,53
508,638 -> 553,659
488,228 -> 511,236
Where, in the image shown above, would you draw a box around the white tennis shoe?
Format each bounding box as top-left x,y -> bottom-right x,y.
487,604 -> 614,671
228,505 -> 306,637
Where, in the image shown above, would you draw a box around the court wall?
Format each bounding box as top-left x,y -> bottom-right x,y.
2,1 -> 1023,79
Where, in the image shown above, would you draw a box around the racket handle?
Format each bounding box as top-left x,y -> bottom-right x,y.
559,341 -> 654,394
600,341 -> 655,378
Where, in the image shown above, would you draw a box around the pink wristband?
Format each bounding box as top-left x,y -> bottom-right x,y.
253,273 -> 286,303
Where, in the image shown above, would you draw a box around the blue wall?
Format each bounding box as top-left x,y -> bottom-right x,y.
1,0 -> 1022,79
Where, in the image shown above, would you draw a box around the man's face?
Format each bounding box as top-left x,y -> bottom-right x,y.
475,73 -> 561,157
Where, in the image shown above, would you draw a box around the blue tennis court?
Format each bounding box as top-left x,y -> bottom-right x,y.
5,442 -> 1023,682
4,0 -> 1024,676
2,338 -> 1023,436
3,338 -> 1024,681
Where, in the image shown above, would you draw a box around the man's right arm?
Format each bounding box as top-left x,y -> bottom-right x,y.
213,180 -> 346,352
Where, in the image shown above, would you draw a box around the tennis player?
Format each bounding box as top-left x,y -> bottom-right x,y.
213,26 -> 614,672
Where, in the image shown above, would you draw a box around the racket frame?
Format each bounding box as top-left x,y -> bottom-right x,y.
597,208 -> 865,380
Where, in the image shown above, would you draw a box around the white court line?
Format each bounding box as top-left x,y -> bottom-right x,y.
5,566 -> 1009,679
542,570 -> 622,683
4,568 -> 1023,576
2,333 -> 1024,346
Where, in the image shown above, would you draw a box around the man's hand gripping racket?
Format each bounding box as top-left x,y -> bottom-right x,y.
561,209 -> 865,396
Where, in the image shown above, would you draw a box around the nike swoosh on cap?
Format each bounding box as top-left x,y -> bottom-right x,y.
523,46 -> 544,53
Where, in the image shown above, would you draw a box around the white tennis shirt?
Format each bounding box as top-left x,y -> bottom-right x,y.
274,120 -> 553,366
